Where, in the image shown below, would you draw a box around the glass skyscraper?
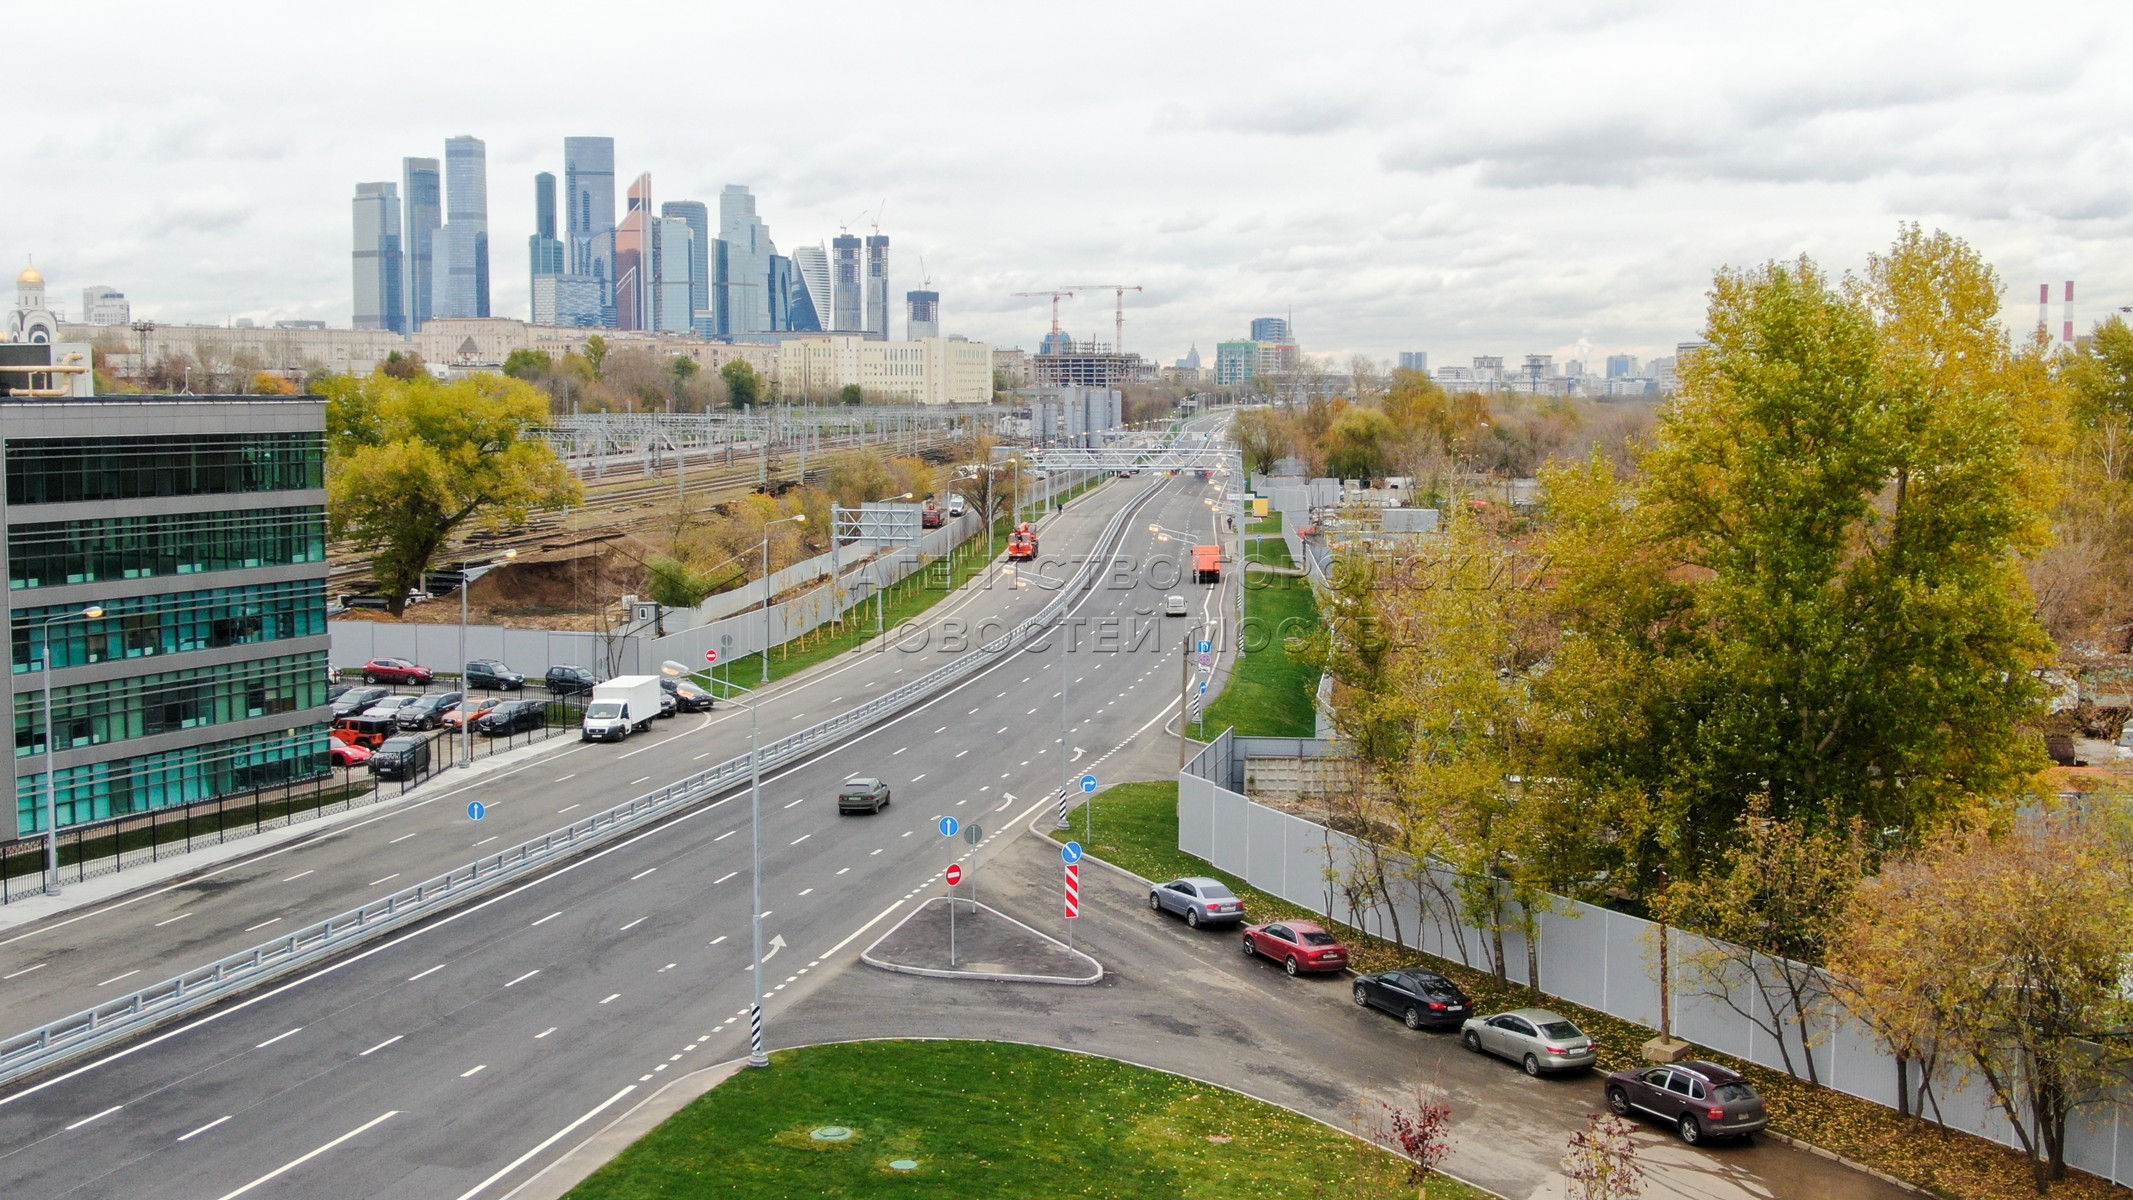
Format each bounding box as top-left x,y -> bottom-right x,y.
563,137 -> 615,283
529,172 -> 564,320
865,234 -> 891,339
401,157 -> 440,330
434,135 -> 490,319
791,245 -> 831,333
719,185 -> 775,335
350,182 -> 405,333
830,234 -> 862,332
659,200 -> 712,333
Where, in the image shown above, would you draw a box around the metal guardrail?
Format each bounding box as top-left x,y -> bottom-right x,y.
0,477 -> 1164,1091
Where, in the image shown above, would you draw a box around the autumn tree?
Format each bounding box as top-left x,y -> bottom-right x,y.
1230,406 -> 1293,475
502,348 -> 552,379
1562,1113 -> 1643,1200
1375,1084 -> 1455,1200
325,371 -> 581,614
1324,405 -> 1397,480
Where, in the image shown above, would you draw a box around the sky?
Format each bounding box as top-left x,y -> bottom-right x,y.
5,0 -> 2129,371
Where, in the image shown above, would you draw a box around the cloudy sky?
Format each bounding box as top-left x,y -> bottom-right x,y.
6,1 -> 2127,370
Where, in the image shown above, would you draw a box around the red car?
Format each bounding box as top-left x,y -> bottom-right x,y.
362,658 -> 434,685
1242,920 -> 1349,976
441,697 -> 502,730
330,741 -> 374,768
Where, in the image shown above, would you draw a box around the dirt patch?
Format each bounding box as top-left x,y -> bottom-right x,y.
337,538 -> 660,632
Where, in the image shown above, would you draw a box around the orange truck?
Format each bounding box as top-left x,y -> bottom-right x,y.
1194,544 -> 1221,583
1008,522 -> 1038,561
921,501 -> 944,529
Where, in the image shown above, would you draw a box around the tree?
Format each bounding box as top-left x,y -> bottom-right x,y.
379,350 -> 427,380
1833,804 -> 2133,1192
249,371 -> 297,396
502,348 -> 552,380
1324,406 -> 1396,480
1374,1084 -> 1455,1200
325,372 -> 582,614
722,358 -> 765,409
1562,1113 -> 1643,1200
1230,406 -> 1292,475
840,383 -> 865,405
581,335 -> 610,379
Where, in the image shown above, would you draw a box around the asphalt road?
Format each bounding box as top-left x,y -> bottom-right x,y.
0,470 -> 1242,1199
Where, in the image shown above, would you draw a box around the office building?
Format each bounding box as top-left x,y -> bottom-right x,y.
401,157 -> 440,330
1471,355 -> 1503,383
532,275 -> 603,328
350,181 -> 406,333
563,137 -> 615,282
766,255 -> 795,332
611,174 -> 652,331
864,234 -> 890,339
906,289 -> 939,340
777,334 -> 993,405
830,234 -> 862,332
659,200 -> 712,332
80,286 -> 129,327
0,389 -> 332,843
719,185 -> 775,335
1214,338 -> 1297,386
648,214 -> 695,334
1174,345 -> 1202,371
791,245 -> 831,333
1605,354 -> 1638,379
1398,350 -> 1427,373
433,136 -> 490,319
528,172 -> 565,321
1250,316 -> 1290,343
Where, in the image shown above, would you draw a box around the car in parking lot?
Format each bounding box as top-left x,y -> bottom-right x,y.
440,697 -> 502,730
476,699 -> 548,736
837,777 -> 892,814
1241,920 -> 1349,975
545,664 -> 597,696
1605,1060 -> 1768,1144
1148,877 -> 1245,927
329,741 -> 373,769
464,659 -> 525,691
1461,1007 -> 1597,1076
332,685 -> 392,718
367,734 -> 433,781
660,677 -> 716,712
1352,969 -> 1472,1030
395,691 -> 465,730
361,695 -> 422,721
362,658 -> 434,686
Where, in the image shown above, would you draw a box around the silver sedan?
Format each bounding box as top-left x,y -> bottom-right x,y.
1459,1007 -> 1598,1076
1148,877 -> 1245,928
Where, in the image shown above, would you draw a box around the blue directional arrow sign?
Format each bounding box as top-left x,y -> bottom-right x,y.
1079,774 -> 1098,794
1198,639 -> 1212,655
1062,841 -> 1084,864
937,815 -> 960,837
1199,680 -> 1209,693
467,801 -> 487,821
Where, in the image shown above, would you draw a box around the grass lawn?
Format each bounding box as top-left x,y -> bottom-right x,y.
564,1040 -> 1490,1200
1246,511 -> 1282,535
1056,782 -> 2130,1200
1204,540 -> 1319,738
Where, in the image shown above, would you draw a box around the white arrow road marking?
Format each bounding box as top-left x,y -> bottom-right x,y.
763,934 -> 787,962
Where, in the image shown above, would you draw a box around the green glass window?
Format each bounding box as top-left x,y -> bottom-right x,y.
8,508 -> 326,589
15,651 -> 329,756
4,432 -> 324,505
12,580 -> 328,674
16,725 -> 330,833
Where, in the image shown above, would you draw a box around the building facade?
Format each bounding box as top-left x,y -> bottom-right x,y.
350,182 -> 406,334
829,234 -> 862,332
791,245 -> 831,333
1398,350 -> 1427,373
864,234 -> 890,339
659,200 -> 712,333
905,289 -> 939,340
434,136 -> 490,319
1249,316 -> 1290,343
0,393 -> 332,843
719,185 -> 774,335
80,287 -> 129,326
401,157 -> 441,331
563,136 -> 615,282
528,172 -> 564,321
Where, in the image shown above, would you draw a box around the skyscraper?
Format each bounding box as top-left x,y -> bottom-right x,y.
1605,353 -> 1638,378
1398,350 -> 1428,373
433,135 -> 490,318
830,234 -> 862,332
401,157 -> 440,329
660,200 -> 712,333
791,245 -> 831,332
351,181 -> 405,333
613,174 -> 651,331
529,172 -> 564,321
648,215 -> 695,334
906,289 -> 939,340
1250,316 -> 1290,343
719,185 -> 775,335
864,234 -> 891,339
767,255 -> 793,332
563,137 -> 615,279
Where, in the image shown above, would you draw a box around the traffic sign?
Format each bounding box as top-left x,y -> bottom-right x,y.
1198,680 -> 1208,693
1198,639 -> 1212,654
1197,653 -> 1212,668
946,863 -> 963,886
467,801 -> 486,821
1065,863 -> 1080,918
963,823 -> 983,845
1061,841 -> 1083,864
704,648 -> 719,664
937,815 -> 960,837
1079,773 -> 1098,794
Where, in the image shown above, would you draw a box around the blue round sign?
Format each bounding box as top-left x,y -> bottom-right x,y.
467,801 -> 487,821
937,815 -> 960,837
1079,774 -> 1098,794
1062,841 -> 1084,864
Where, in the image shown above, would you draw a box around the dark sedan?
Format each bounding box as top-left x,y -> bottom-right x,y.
395,691 -> 465,730
475,699 -> 548,736
1353,969 -> 1472,1030
660,677 -> 716,712
331,685 -> 392,719
1605,1060 -> 1768,1144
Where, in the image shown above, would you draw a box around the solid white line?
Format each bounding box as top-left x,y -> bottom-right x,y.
65,1104 -> 122,1131
462,1064 -> 487,1077
359,1035 -> 402,1056
630,868 -> 657,881
282,870 -> 314,882
154,913 -> 192,927
368,874 -> 401,887
177,1114 -> 231,1142
408,963 -> 446,981
254,1027 -> 303,1048
451,1085 -> 635,1200
2,962 -> 46,979
530,911 -> 561,927
96,969 -> 140,987
713,871 -> 737,884
214,1111 -> 400,1200
244,917 -> 281,932
817,897 -> 910,963
504,969 -> 540,987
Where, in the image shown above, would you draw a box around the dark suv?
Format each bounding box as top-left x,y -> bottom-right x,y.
1604,1060 -> 1768,1144
545,665 -> 597,696
395,691 -> 464,730
368,734 -> 433,781
465,659 -> 525,691
476,699 -> 548,736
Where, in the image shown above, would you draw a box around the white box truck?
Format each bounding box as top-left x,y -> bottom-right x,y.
582,675 -> 661,742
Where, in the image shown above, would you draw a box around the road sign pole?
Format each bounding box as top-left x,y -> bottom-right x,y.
1179,625 -> 1193,768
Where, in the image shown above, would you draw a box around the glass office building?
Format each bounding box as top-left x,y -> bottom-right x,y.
1,394 -> 332,840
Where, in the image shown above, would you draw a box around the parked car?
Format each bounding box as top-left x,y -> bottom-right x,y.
331,713 -> 400,750
1241,920 -> 1350,975
362,657 -> 434,686
660,677 -> 716,712
368,734 -> 433,781
1353,969 -> 1472,1030
327,682 -> 354,705
657,689 -> 678,719
1605,1060 -> 1768,1144
395,691 -> 465,730
440,697 -> 502,730
1148,877 -> 1245,928
361,695 -> 421,721
464,658 -> 525,691
329,741 -> 374,769
331,686 -> 392,719
545,664 -> 597,696
838,777 -> 892,814
476,699 -> 548,736
1460,1008 -> 1598,1076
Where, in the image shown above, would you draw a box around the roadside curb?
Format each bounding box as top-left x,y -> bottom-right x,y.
859,896 -> 1103,985
1763,1130 -> 1935,1197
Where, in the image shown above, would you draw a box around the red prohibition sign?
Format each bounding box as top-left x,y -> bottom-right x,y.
946,863 -> 963,886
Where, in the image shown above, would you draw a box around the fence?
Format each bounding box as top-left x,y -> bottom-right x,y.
1178,730 -> 2133,1186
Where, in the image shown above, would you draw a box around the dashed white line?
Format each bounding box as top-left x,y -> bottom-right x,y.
557,804 -> 580,814
555,774 -> 576,782
783,797 -> 805,808
65,1104 -> 122,1131
630,868 -> 657,881
629,776 -> 652,786
530,912 -> 561,927
360,1034 -> 403,1056
255,1027 -> 303,1049
709,935 -> 728,945
535,1027 -> 557,1039
154,913 -> 192,928
955,750 -> 968,758
791,834 -> 811,845
2,963 -> 46,980
713,871 -> 737,884
217,1110 -> 400,1200
177,1114 -> 231,1142
871,848 -> 884,855
893,746 -> 907,754
836,867 -> 851,875
911,774 -> 925,781
407,964 -> 446,981
599,994 -> 620,1005
504,969 -> 540,987
619,917 -> 648,932
96,970 -> 140,987
798,888 -> 815,896
389,832 -> 418,845
474,836 -> 498,847
244,918 -> 281,932
282,870 -> 314,882
368,874 -> 401,887
461,1064 -> 487,1077
715,829 -> 737,841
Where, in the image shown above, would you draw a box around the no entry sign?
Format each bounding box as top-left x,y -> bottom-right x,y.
1065,863 -> 1080,918
703,648 -> 719,664
946,863 -> 963,886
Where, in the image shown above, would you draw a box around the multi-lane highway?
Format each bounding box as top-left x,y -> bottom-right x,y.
0,468 -> 1239,1198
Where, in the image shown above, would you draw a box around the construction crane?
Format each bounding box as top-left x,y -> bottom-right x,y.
1064,283 -> 1144,355
1013,289 -> 1076,344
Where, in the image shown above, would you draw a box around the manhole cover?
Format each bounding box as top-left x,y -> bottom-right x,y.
888,1159 -> 919,1171
810,1126 -> 854,1142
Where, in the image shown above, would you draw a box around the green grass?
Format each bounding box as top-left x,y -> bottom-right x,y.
564,1039 -> 1490,1200
1246,511 -> 1282,535
1205,539 -> 1319,738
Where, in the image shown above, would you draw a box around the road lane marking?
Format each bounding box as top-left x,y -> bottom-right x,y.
619,917 -> 647,931
630,868 -> 657,880
911,773 -> 925,781
709,935 -> 728,945
599,994 -> 620,1004
555,774 -> 576,782
798,888 -> 815,896
96,970 -> 140,987
360,1035 -> 403,1056
154,913 -> 192,927
255,1027 -> 303,1048
783,797 -> 804,808
177,1115 -> 231,1142
871,848 -> 884,855
3,963 -> 45,980
557,804 -> 580,814
955,750 -> 968,757
66,1104 -> 122,1131
713,871 -> 737,884
893,746 -> 908,754
212,1110 -> 401,1199
535,1027 -> 556,1039
504,969 -> 540,987
474,836 -> 498,846
715,828 -> 737,841
836,867 -> 850,875
629,776 -> 652,785
935,726 -> 947,734
282,870 -> 314,882
461,1064 -> 488,1077
530,912 -> 561,927
901,831 -> 912,837
244,918 -> 281,932
389,832 -> 418,844
791,834 -> 811,845
659,963 -> 677,973
408,964 -> 446,981
368,873 -> 401,887
997,726 -> 1009,734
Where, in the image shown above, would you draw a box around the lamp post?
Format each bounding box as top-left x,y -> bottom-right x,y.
41,604 -> 104,895
761,514 -> 808,685
460,549 -> 518,768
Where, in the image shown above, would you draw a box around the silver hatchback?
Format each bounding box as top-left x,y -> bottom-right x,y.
1460,1007 -> 1598,1076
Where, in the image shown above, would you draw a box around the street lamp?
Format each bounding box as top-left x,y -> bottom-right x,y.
460,549 -> 518,768
663,659 -> 773,1068
762,514 -> 807,684
41,604 -> 104,895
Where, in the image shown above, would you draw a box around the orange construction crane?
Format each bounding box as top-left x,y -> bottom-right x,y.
1064,283 -> 1144,354
1012,289 -> 1076,342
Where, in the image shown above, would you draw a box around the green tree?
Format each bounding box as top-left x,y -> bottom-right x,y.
502,348 -> 552,380
1230,406 -> 1292,475
379,350 -> 427,380
1323,406 -> 1396,479
840,383 -> 865,405
581,335 -> 610,379
669,355 -> 699,386
722,358 -> 764,409
325,372 -> 581,615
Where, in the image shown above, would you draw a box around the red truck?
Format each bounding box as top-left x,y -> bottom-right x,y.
1194,544 -> 1221,583
1008,522 -> 1038,561
921,502 -> 944,529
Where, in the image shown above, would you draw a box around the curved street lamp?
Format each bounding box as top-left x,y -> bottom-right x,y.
41,603 -> 104,895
